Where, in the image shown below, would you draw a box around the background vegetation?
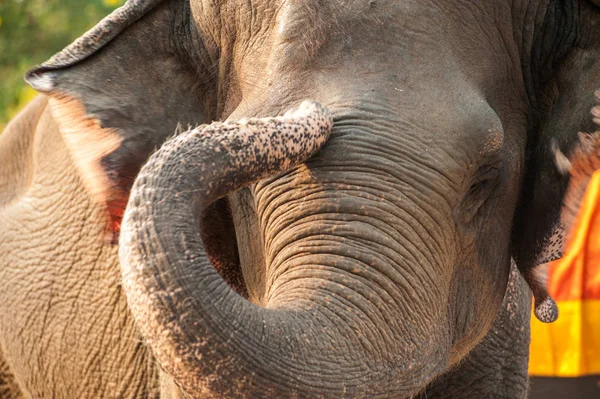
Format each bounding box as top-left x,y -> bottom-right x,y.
0,0 -> 124,131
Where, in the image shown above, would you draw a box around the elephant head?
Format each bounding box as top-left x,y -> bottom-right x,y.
25,0 -> 600,396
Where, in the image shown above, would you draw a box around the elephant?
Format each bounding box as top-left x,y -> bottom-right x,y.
2,0 -> 600,397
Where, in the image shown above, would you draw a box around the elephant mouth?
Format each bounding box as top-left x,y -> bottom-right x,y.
200,197 -> 248,297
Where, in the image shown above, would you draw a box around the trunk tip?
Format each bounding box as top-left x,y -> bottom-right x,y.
533,294 -> 558,323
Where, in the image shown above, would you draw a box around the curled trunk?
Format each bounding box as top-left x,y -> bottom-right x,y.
119,101 -> 444,397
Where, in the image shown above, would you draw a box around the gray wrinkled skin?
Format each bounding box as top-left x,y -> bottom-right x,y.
421,263 -> 531,398
120,101 -> 333,397
0,97 -> 160,398
3,0 -> 600,397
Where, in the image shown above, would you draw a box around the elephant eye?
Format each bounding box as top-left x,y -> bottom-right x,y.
469,165 -> 500,196
462,165 -> 501,222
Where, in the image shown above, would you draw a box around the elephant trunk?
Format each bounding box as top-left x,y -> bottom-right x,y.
119,101 -> 445,397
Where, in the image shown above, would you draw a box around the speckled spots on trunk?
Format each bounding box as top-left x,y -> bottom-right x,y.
119,100 -> 332,397
132,100 -> 332,206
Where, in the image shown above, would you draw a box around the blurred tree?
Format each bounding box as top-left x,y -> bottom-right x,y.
0,0 -> 124,131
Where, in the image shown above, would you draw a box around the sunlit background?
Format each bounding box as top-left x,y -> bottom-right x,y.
0,0 -> 124,131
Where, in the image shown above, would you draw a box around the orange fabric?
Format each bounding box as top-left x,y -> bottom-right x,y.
549,172 -> 600,301
530,300 -> 600,376
530,171 -> 600,376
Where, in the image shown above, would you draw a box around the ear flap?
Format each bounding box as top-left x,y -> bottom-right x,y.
529,121 -> 600,323
510,27 -> 600,320
543,101 -> 600,259
554,130 -> 600,231
515,90 -> 600,323
25,0 -> 163,77
25,0 -> 209,241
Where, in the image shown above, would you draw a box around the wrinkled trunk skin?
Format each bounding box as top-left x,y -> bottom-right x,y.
120,102 -> 454,398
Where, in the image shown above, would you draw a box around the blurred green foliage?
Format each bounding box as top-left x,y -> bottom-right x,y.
0,0 -> 124,131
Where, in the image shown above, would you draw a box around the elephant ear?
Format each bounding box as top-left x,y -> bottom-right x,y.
516,0 -> 600,322
515,0 -> 600,322
527,113 -> 600,322
25,0 -> 209,241
514,88 -> 600,323
554,116 -> 600,235
543,99 -> 600,260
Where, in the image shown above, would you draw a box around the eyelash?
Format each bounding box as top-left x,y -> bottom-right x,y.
462,165 -> 501,222
469,166 -> 500,196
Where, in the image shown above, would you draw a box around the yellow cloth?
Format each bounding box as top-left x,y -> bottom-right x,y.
530,172 -> 600,376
